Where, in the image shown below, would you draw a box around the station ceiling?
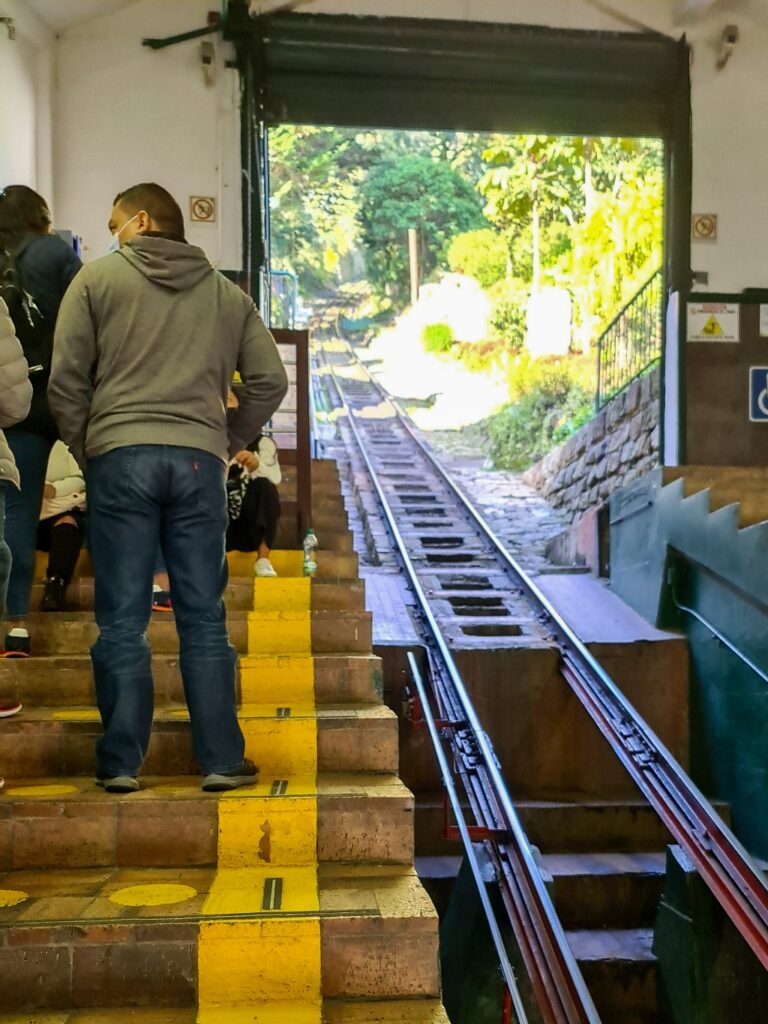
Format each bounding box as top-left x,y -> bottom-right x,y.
25,0 -> 141,34
22,0 -> 768,35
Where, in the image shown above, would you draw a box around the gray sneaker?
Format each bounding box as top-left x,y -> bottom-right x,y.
95,774 -> 140,793
202,757 -> 259,792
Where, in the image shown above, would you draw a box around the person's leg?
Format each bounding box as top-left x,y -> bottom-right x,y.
4,431 -> 54,648
40,513 -> 84,611
46,514 -> 84,583
237,479 -> 280,578
87,446 -> 162,784
0,485 -> 22,723
161,448 -> 246,778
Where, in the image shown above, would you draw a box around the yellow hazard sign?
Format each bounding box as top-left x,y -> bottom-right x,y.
701,315 -> 724,337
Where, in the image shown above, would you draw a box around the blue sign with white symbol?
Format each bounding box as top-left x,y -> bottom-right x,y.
749,367 -> 768,422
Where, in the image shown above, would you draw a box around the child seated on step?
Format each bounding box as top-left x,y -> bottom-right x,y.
38,440 -> 86,612
224,385 -> 281,577
226,434 -> 282,578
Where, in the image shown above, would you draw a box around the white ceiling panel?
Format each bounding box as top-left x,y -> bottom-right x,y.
25,0 -> 141,33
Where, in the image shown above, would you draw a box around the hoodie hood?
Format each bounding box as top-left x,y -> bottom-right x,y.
118,235 -> 213,292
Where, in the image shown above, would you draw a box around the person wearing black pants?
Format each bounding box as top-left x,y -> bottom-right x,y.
37,440 -> 86,612
0,186 -> 81,656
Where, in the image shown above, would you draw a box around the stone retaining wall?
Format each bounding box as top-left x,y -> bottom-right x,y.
523,368 -> 659,522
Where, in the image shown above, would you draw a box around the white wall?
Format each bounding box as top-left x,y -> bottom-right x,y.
686,18 -> 768,291
54,0 -> 241,266
0,0 -> 55,205
48,0 -> 768,290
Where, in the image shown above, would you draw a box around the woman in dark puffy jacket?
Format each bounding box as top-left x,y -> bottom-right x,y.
0,186 -> 81,656
0,298 -> 32,786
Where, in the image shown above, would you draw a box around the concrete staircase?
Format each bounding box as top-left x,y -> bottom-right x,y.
0,459 -> 446,1023
662,465 -> 768,527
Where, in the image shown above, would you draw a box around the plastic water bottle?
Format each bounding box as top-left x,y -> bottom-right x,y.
302,528 -> 318,577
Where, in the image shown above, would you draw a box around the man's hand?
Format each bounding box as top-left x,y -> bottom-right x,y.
43,483 -> 56,499
233,450 -> 259,473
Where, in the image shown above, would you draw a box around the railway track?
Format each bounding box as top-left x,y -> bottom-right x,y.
314,337 -> 768,1023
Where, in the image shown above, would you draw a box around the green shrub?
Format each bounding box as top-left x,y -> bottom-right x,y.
487,278 -> 528,352
455,340 -> 506,373
487,358 -> 593,469
422,322 -> 455,353
447,229 -> 508,288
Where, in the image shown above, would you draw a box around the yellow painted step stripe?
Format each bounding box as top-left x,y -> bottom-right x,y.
197,1003 -> 321,1023
239,654 -> 315,704
247,611 -> 312,656
240,705 -> 317,777
202,865 -> 319,916
253,576 -> 311,612
199,868 -> 320,1005
199,563 -> 321,1017
219,775 -> 317,869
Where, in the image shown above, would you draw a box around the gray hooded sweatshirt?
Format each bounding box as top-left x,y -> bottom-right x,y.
49,236 -> 288,468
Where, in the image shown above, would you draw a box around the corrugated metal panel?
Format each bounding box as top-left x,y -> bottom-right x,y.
227,9 -> 688,138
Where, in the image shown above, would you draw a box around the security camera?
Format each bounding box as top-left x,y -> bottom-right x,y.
717,24 -> 739,69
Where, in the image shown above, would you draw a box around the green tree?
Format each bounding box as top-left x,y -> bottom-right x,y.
357,155 -> 485,299
559,157 -> 663,350
480,136 -> 580,291
447,229 -> 508,288
269,125 -> 366,294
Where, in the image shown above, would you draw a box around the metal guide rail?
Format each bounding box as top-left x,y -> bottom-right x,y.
317,342 -> 768,1008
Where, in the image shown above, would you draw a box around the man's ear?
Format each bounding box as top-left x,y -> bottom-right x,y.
136,210 -> 153,234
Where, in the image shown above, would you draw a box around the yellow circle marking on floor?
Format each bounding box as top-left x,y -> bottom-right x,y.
110,883 -> 198,907
0,889 -> 29,908
4,784 -> 79,798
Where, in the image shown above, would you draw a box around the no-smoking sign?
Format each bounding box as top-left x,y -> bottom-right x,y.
190,196 -> 216,223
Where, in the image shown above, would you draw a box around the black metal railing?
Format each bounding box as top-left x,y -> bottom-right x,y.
595,268 -> 663,409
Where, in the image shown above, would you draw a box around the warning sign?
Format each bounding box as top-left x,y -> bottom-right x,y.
687,302 -> 740,343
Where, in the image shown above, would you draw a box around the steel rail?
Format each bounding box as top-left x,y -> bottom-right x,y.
330,344 -> 768,971
407,651 -> 529,1024
324,354 -> 602,1024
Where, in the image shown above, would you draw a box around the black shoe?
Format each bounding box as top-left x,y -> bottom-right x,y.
40,576 -> 67,612
2,629 -> 29,658
95,773 -> 140,793
202,757 -> 260,792
152,587 -> 173,612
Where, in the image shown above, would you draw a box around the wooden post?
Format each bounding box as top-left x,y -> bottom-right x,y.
408,227 -> 419,306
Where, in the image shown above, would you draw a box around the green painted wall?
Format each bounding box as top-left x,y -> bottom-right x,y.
610,471 -> 768,858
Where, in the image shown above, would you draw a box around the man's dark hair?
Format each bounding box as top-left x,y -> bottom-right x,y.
114,182 -> 185,240
0,185 -> 52,251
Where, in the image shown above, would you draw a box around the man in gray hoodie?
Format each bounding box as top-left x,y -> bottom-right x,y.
49,182 -> 288,793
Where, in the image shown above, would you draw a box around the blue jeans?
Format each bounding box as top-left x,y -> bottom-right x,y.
86,445 -> 244,777
4,431 -> 54,616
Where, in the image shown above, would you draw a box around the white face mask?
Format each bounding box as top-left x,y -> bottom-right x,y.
107,213 -> 140,254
